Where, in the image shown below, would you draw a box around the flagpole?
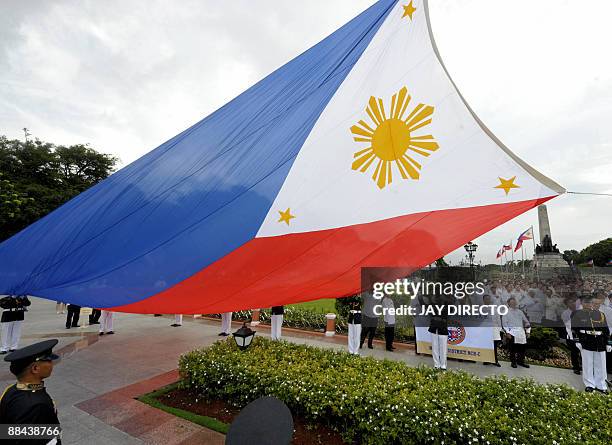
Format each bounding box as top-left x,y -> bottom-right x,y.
510,239 -> 515,278
531,225 -> 539,282
521,245 -> 525,277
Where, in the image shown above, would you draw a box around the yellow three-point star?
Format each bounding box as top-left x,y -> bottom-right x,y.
278,208 -> 296,226
495,176 -> 520,195
402,1 -> 417,20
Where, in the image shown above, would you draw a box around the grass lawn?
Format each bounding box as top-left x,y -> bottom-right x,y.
289,298 -> 336,314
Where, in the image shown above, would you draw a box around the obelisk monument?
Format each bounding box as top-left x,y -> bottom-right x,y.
533,205 -> 572,279
537,205 -> 552,244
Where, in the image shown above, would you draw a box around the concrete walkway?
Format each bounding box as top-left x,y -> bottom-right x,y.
0,298 -> 585,444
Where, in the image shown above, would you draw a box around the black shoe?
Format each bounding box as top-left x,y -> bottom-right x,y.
573,369 -> 581,375
9,349 -> 16,352
66,326 -> 71,329
90,321 -> 100,325
218,332 -> 226,336
585,387 -> 595,392
72,325 -> 80,328
594,389 -> 609,394
386,348 -> 394,352
511,363 -> 517,368
0,351 -> 7,355
171,324 -> 179,327
483,362 -> 489,366
518,363 -> 530,368
107,331 -> 114,335
368,345 -> 374,349
494,362 -> 502,367
99,332 -> 104,336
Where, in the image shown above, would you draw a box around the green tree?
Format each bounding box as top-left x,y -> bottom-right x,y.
579,238 -> 612,267
0,172 -> 34,225
0,135 -> 118,241
562,249 -> 580,264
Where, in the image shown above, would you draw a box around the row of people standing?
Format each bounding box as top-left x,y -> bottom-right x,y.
213,307 -> 285,340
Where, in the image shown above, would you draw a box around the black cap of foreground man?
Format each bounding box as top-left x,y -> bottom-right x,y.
4,339 -> 60,376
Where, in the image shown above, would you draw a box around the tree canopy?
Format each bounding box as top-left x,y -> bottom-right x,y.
563,238 -> 612,267
0,135 -> 118,242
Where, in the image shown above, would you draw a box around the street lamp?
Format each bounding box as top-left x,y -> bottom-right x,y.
464,242 -> 478,278
232,323 -> 256,351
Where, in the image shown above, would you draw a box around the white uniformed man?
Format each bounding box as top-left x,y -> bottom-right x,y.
571,295 -> 610,393
99,310 -> 115,335
347,300 -> 362,355
219,312 -> 233,336
1,296 -> 31,354
171,314 -> 183,327
270,306 -> 284,340
482,294 -> 502,367
501,297 -> 531,368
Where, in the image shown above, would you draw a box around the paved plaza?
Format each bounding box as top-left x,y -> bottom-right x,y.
1,298 -> 585,444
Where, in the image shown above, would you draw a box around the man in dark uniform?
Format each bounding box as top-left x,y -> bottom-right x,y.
1,295 -> 31,353
65,304 -> 81,329
360,291 -> 378,350
571,295 -> 610,393
0,339 -> 61,444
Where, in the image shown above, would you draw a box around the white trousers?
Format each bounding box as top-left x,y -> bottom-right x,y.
431,334 -> 448,369
221,312 -> 233,334
1,321 -> 22,351
271,314 -> 283,340
99,311 -> 114,333
55,302 -> 66,314
348,323 -> 361,355
581,349 -> 608,390
174,314 -> 183,325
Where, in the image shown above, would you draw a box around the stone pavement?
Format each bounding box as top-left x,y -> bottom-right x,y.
0,298 -> 585,444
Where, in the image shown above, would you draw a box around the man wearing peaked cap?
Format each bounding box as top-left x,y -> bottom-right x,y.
0,339 -> 62,444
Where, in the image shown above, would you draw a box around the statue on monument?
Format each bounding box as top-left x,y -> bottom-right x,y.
537,234 -> 560,254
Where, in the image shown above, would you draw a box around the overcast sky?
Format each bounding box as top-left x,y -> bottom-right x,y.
1,0 -> 611,265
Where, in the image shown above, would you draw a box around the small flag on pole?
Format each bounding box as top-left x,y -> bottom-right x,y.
514,227 -> 534,252
496,249 -> 503,259
503,244 -> 512,252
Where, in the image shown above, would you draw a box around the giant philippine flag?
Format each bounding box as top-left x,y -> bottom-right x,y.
0,0 -> 564,314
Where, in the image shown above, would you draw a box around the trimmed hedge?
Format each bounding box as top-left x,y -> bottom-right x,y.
179,339 -> 611,445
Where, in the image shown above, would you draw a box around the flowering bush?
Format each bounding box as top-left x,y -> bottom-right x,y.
179,339 -> 611,444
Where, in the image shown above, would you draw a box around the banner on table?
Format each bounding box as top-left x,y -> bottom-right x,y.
416,316 -> 495,363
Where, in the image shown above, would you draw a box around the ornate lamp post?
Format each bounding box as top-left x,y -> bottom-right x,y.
232,323 -> 256,351
464,241 -> 478,279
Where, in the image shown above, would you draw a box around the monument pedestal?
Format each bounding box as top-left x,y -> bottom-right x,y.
533,205 -> 573,281
533,253 -> 572,280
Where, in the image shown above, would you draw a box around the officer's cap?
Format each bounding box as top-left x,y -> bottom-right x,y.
4,339 -> 59,376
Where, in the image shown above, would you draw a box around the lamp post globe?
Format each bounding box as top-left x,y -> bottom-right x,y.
233,322 -> 256,351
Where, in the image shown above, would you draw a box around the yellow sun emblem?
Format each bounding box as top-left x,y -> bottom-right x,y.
351,87 -> 439,189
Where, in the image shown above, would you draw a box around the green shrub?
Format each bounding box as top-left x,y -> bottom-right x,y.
179,339 -> 611,445
335,295 -> 362,318
527,327 -> 559,360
